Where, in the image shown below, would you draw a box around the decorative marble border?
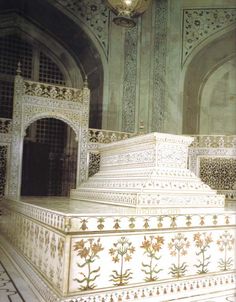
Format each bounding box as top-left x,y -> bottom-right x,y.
152,0 -> 168,132
122,26 -> 138,133
1,199 -> 235,233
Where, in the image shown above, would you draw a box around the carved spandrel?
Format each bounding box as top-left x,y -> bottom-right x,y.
182,8 -> 236,64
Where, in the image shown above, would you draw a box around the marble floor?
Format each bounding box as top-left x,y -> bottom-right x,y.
0,247 -> 41,302
0,261 -> 25,302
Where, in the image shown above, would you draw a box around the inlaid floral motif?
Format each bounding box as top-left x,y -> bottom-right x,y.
58,238 -> 65,263
97,217 -> 105,230
113,219 -> 121,230
141,235 -> 164,282
109,237 -> 135,286
34,225 -> 39,246
39,229 -> 44,250
80,219 -> 88,231
73,238 -> 103,290
186,215 -> 192,227
193,232 -> 213,274
168,233 -> 190,278
50,234 -> 56,258
217,231 -> 235,271
128,217 -> 136,229
183,9 -> 236,64
143,218 -> 150,229
44,230 -> 50,253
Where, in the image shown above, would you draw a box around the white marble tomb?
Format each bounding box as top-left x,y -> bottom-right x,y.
71,132 -> 224,208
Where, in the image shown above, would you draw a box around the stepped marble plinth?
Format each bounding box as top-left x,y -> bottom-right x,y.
71,132 -> 225,207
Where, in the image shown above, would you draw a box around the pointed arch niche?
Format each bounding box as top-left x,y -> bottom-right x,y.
182,28 -> 236,134
7,73 -> 90,200
199,56 -> 236,134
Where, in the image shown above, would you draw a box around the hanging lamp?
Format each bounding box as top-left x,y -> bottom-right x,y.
106,0 -> 152,28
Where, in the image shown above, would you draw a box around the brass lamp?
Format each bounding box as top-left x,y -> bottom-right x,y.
106,0 -> 152,28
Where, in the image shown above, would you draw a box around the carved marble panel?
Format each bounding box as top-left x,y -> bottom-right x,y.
189,137 -> 236,200
0,146 -> 7,197
88,152 -> 100,177
69,229 -> 235,293
200,157 -> 236,191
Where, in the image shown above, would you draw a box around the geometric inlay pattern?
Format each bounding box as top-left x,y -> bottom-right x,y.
200,157 -> 236,191
0,146 -> 7,197
0,262 -> 25,302
88,152 -> 100,177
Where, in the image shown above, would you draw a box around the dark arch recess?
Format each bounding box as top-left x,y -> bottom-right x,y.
0,0 -> 104,128
183,28 -> 236,134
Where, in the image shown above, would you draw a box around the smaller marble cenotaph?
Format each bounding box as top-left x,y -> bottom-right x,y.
71,132 -> 225,208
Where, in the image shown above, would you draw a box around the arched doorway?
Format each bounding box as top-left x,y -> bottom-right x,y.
21,118 -> 77,197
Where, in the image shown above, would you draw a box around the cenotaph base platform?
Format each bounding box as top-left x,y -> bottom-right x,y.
0,133 -> 235,302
